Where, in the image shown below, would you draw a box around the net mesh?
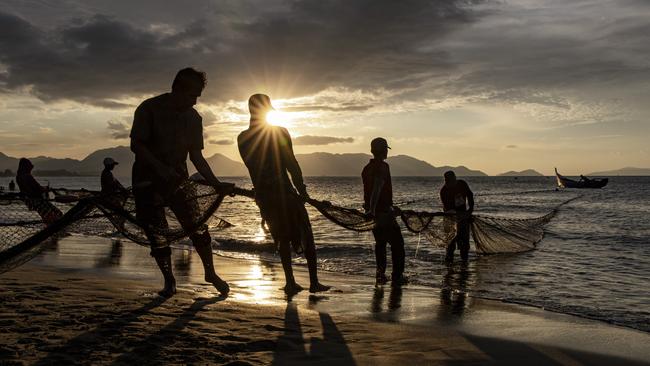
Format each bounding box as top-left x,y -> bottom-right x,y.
1,180 -> 579,274
0,180 -> 232,273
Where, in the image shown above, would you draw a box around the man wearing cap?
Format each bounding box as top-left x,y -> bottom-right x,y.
101,157 -> 126,194
362,137 -> 407,286
237,93 -> 330,295
130,67 -> 233,297
440,170 -> 474,263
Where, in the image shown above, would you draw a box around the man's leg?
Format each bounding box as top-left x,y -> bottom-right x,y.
458,221 -> 471,262
190,230 -> 229,295
372,227 -> 388,285
445,238 -> 457,263
294,200 -> 329,293
388,223 -> 406,284
171,189 -> 229,295
135,195 -> 176,297
278,239 -> 302,294
152,247 -> 176,297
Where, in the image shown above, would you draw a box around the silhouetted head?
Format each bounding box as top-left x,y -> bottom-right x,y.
248,94 -> 274,123
103,157 -> 118,171
444,170 -> 457,186
370,137 -> 390,160
17,158 -> 33,175
171,67 -> 207,111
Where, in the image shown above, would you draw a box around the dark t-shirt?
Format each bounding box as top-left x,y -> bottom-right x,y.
237,124 -> 298,191
440,180 -> 472,212
101,169 -> 124,194
130,93 -> 203,185
362,159 -> 393,212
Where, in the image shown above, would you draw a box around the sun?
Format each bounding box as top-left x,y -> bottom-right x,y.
266,110 -> 293,128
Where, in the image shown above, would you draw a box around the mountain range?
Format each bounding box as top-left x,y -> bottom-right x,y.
588,167 -> 650,176
497,169 -> 544,177
0,147 -> 486,177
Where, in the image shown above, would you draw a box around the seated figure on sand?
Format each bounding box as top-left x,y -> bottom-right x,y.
237,94 -> 330,295
100,157 -> 126,195
439,170 -> 474,263
15,158 -> 63,225
362,138 -> 407,286
129,67 -> 233,297
100,157 -> 128,230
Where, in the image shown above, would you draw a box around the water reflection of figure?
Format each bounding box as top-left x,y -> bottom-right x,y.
173,249 -> 192,279
370,284 -> 404,321
94,240 -> 123,268
438,263 -> 471,321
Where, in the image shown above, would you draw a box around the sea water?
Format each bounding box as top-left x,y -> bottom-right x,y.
1,175 -> 649,332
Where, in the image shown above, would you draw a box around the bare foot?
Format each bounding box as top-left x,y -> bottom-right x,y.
282,282 -> 304,295
309,282 -> 331,293
158,279 -> 177,298
205,273 -> 230,295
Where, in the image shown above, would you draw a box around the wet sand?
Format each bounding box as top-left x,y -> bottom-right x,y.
1,235 -> 649,365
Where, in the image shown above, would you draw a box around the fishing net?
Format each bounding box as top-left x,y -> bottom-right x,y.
1,178 -> 579,274
0,180 -> 232,274
399,195 -> 581,254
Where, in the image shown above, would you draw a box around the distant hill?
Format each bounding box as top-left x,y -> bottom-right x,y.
588,167 -> 650,176
0,149 -> 487,177
189,153 -> 249,176
294,153 -> 486,176
498,169 -> 543,177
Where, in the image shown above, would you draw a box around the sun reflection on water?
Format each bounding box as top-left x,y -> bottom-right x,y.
230,259 -> 276,305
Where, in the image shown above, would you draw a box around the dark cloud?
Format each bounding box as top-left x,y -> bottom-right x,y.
106,120 -> 130,139
0,1 -> 482,106
2,0 -> 649,114
293,135 -> 354,145
208,138 -> 233,145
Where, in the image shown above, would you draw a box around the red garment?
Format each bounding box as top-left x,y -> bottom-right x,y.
362,159 -> 393,212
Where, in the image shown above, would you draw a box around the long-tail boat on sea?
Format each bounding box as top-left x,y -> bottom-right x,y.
555,168 -> 608,188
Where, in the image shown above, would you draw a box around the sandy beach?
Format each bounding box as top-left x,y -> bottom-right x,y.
1,235 -> 649,365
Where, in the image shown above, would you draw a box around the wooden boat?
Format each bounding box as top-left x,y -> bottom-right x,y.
555,168 -> 608,188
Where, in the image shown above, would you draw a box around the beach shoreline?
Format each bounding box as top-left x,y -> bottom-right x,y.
1,235 -> 649,365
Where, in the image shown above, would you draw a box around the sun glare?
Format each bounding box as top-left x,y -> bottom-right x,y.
266,110 -> 292,128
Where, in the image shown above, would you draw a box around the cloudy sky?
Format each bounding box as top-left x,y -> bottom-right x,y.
1,0 -> 649,175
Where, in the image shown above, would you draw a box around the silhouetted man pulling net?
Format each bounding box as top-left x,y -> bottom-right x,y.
439,170 -> 474,263
130,67 -> 233,297
362,138 -> 407,286
238,94 -> 330,295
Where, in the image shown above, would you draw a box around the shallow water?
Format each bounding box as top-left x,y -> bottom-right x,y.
2,175 -> 649,332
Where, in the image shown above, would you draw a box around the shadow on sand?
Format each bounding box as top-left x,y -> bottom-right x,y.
272,301 -> 356,365
35,295 -> 169,365
452,334 -> 650,366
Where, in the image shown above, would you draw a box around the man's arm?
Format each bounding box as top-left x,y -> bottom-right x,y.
466,184 -> 474,213
130,139 -> 178,182
279,129 -> 307,197
368,176 -> 385,216
189,149 -> 223,187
